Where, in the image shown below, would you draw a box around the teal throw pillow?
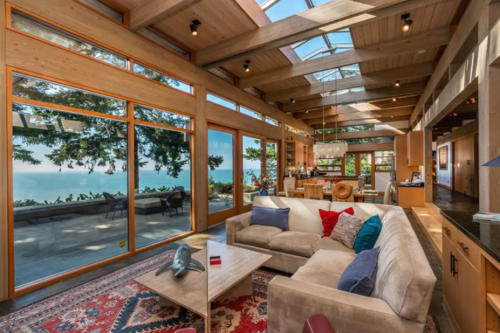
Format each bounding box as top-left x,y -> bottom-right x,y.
354,214 -> 382,254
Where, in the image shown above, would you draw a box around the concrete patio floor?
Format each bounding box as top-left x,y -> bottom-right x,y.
14,205 -> 192,287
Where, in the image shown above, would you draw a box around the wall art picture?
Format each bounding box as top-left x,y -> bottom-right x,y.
439,146 -> 448,170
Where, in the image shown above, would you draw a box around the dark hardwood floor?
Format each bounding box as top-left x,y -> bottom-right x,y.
433,184 -> 479,212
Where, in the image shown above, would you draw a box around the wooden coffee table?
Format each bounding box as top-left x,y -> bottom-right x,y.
134,242 -> 271,333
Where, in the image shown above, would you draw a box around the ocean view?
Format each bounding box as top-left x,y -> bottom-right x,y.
13,169 -> 261,202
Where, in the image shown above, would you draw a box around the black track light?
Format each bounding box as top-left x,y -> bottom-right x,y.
190,19 -> 201,36
290,98 -> 296,104
392,97 -> 397,102
395,80 -> 400,87
401,13 -> 412,32
244,60 -> 251,73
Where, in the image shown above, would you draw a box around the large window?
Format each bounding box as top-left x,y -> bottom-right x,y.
11,11 -> 128,69
133,62 -> 193,94
10,70 -> 194,290
375,151 -> 394,171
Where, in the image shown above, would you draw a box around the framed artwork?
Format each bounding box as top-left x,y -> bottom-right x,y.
439,146 -> 448,170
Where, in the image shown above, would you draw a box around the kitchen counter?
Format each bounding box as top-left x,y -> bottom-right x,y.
397,183 -> 425,187
441,210 -> 500,263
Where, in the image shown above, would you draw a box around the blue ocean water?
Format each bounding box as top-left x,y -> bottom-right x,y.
13,169 -> 261,202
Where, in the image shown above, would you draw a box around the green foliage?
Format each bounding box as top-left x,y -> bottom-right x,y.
243,141 -> 278,182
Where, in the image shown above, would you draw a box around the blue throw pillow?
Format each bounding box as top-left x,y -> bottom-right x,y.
250,206 -> 290,230
337,246 -> 380,296
354,215 -> 382,254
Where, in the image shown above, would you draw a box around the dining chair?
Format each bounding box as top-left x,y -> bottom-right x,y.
278,177 -> 296,197
331,182 -> 353,202
304,184 -> 324,200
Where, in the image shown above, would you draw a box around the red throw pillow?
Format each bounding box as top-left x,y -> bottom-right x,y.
319,207 -> 354,237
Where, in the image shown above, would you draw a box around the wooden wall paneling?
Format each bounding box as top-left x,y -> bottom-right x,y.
424,128 -> 433,202
453,134 -> 479,198
395,135 -> 419,183
436,120 -> 479,146
6,31 -> 197,115
8,0 -> 313,134
315,128 -> 409,141
0,0 -> 8,302
346,142 -> 394,152
305,108 -> 413,125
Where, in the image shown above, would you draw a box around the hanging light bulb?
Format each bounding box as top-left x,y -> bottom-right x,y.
190,19 -> 201,36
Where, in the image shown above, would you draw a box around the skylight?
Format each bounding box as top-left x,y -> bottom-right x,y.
256,0 -> 361,95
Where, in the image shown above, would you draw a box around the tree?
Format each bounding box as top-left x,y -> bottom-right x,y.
243,140 -> 278,183
12,75 -> 223,194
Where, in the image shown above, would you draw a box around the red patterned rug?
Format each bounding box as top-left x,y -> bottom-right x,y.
0,249 -> 441,333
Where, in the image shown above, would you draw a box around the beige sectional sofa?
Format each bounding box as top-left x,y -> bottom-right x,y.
226,196 -> 436,333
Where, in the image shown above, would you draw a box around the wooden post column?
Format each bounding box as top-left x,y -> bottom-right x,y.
0,0 -> 8,302
478,3 -> 500,212
424,127 -> 434,202
195,85 -> 208,232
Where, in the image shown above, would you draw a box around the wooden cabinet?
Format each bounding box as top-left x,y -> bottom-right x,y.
307,145 -> 315,167
407,131 -> 423,166
442,229 -> 481,333
397,187 -> 425,208
395,136 -> 419,183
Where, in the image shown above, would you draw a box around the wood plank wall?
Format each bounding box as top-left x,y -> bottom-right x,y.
452,134 -> 479,198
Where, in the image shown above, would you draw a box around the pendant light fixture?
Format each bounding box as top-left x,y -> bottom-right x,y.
313,57 -> 348,161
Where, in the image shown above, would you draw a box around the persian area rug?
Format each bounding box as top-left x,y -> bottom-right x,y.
0,249 -> 441,333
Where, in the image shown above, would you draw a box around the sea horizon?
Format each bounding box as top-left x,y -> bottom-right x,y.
13,169 -> 261,202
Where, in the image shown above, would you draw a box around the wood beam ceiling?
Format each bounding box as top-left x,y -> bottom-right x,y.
409,0 -> 487,126
295,97 -> 419,119
283,82 -> 425,112
129,0 -> 199,32
239,27 -> 450,89
436,120 -> 479,146
305,107 -> 413,125
197,0 -> 443,69
265,62 -> 434,102
314,128 -> 409,140
311,115 -> 410,128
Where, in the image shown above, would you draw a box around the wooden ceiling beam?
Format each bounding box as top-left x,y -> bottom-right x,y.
305,108 -> 413,125
239,27 -> 450,89
265,62 -> 434,102
311,115 -> 410,128
130,0 -> 199,32
197,0 -> 442,69
296,97 -> 419,119
314,128 -> 409,140
283,82 -> 425,112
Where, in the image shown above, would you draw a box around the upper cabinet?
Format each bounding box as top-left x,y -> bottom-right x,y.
407,130 -> 423,166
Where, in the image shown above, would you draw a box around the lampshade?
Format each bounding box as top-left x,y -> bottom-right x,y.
482,155 -> 500,166
313,142 -> 348,158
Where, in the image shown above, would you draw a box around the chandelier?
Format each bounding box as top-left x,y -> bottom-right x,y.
313,59 -> 348,160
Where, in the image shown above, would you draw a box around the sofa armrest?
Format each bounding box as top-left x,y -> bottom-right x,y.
268,276 -> 423,333
226,211 -> 252,245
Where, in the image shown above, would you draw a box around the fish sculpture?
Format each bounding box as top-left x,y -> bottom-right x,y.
155,245 -> 205,277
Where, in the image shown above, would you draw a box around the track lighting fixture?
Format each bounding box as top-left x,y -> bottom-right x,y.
190,19 -> 201,36
466,98 -> 478,104
243,60 -> 251,72
401,13 -> 412,32
290,98 -> 296,104
306,110 -> 309,113
395,80 -> 400,87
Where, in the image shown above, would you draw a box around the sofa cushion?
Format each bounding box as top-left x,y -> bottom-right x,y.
329,202 -> 395,220
337,246 -> 380,296
305,249 -> 357,275
250,206 -> 290,230
354,214 -> 383,254
235,225 -> 283,249
291,266 -> 342,289
331,213 -> 365,249
372,207 -> 437,324
313,237 -> 355,254
319,207 -> 354,237
269,231 -> 321,257
253,196 -> 330,235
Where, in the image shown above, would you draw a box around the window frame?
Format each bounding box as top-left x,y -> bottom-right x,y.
374,151 -> 394,172
73,0 -> 130,28
7,67 -> 196,297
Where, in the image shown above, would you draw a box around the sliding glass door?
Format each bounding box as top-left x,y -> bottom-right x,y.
207,124 -> 237,225
207,126 -> 280,223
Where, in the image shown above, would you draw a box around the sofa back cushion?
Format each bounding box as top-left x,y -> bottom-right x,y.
253,196 -> 330,235
251,206 -> 290,230
329,202 -> 393,220
371,207 -> 436,324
